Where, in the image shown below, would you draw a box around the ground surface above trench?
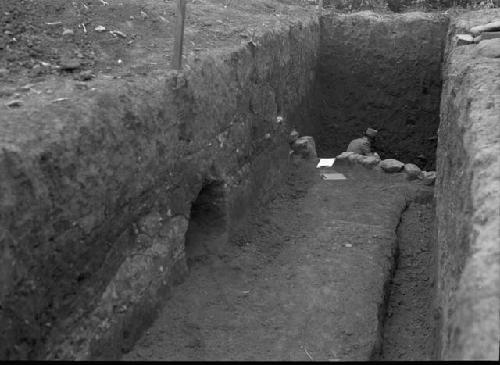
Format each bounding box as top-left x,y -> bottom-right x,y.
123,160 -> 433,361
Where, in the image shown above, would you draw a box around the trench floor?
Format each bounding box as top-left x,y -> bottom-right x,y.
123,160 -> 434,361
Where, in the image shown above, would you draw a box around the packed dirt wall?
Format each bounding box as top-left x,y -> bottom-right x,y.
0,15 -> 320,359
435,9 -> 500,360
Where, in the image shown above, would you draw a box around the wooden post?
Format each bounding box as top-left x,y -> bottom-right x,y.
172,0 -> 187,70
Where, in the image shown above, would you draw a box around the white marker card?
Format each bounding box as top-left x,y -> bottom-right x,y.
316,158 -> 336,168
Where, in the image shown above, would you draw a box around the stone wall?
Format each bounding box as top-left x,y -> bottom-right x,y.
298,12 -> 447,170
0,17 -> 320,360
436,9 -> 500,360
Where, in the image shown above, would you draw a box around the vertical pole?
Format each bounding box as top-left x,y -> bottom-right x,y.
172,0 -> 187,70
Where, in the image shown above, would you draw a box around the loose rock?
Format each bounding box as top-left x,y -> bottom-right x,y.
62,28 -> 74,36
360,154 -> 380,167
456,34 -> 474,46
110,30 -> 127,38
380,159 -> 404,173
404,163 -> 421,180
291,136 -> 317,159
470,20 -> 500,36
336,151 -> 355,160
420,171 -> 436,186
347,153 -> 364,163
6,99 -> 23,108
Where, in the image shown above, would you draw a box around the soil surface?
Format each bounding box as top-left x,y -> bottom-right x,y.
0,0 -> 314,91
380,200 -> 437,360
123,159 -> 435,361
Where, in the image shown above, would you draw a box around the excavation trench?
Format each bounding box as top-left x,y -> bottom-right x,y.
2,7 -> 497,362
124,12 -> 447,361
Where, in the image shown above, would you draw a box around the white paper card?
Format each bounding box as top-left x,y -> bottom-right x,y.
316,158 -> 336,168
321,172 -> 347,180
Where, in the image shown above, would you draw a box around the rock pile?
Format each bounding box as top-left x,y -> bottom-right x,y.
289,129 -> 437,185
289,130 -> 317,160
336,151 -> 436,186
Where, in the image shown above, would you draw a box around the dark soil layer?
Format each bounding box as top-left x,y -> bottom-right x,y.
123,160 -> 433,361
380,199 -> 436,360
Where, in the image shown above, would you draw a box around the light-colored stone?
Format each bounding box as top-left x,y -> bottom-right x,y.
62,28 -> 74,36
6,99 -> 23,108
347,152 -> 364,163
110,30 -> 127,38
420,170 -> 436,186
359,154 -> 380,167
404,163 -> 421,180
470,20 -> 500,36
456,34 -> 474,45
336,151 -> 354,160
291,136 -> 317,159
379,159 -> 404,173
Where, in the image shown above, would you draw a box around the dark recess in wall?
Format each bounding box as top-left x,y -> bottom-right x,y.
184,181 -> 228,268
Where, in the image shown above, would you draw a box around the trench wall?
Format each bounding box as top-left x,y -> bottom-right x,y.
295,12 -> 447,170
436,9 -> 500,360
0,18 -> 320,359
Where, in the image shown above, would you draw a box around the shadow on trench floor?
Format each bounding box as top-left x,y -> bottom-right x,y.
379,198 -> 436,361
122,160 -> 436,361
